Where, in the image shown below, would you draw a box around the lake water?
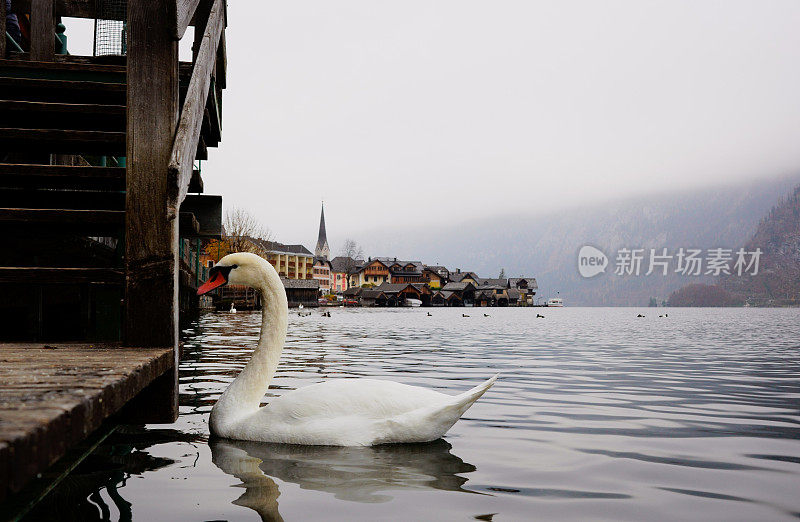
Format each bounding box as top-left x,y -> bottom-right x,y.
24,307 -> 800,521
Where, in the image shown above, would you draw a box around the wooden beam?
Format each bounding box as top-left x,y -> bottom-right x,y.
0,128 -> 126,155
166,0 -> 224,218
13,0 -> 99,20
30,0 -> 55,62
0,267 -> 123,284
125,0 -> 180,416
182,194 -> 221,237
188,168 -> 204,193
0,164 -> 124,190
1,0 -> 7,59
175,0 -> 203,40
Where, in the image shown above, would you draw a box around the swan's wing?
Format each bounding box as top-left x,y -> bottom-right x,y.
264,379 -> 448,421
233,376 -> 497,446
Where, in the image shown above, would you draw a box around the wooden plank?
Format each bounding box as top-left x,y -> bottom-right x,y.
0,77 -> 126,104
0,128 -> 126,155
1,0 -> 7,59
191,0 -> 212,63
0,100 -> 125,116
178,211 -> 200,236
0,187 -> 125,210
12,0 -> 99,20
175,0 -> 203,40
125,0 -> 180,423
0,101 -> 126,132
0,208 -> 124,235
188,168 -> 203,193
0,58 -> 127,76
0,343 -> 173,501
30,0 -> 55,62
216,25 -> 226,89
0,267 -> 123,283
0,164 -> 124,190
182,194 -> 221,237
167,0 -> 224,217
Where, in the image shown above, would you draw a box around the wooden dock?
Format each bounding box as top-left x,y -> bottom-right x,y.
0,0 -> 229,503
0,343 -> 173,502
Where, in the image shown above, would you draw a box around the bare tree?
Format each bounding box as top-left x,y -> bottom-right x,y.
223,207 -> 273,253
498,268 -> 506,279
339,239 -> 365,273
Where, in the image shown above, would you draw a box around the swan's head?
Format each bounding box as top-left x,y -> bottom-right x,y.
197,252 -> 275,295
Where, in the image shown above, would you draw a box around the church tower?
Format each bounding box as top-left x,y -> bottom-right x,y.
314,203 -> 330,260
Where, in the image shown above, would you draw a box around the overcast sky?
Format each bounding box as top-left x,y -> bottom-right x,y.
68,1 -> 800,253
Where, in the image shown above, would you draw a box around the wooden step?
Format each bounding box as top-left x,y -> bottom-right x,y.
0,267 -> 123,284
0,208 -> 124,235
0,58 -> 127,81
0,77 -> 126,105
0,164 -> 203,193
0,208 -> 202,236
0,101 -> 126,131
0,164 -> 125,190
0,188 -> 125,210
0,128 -> 126,155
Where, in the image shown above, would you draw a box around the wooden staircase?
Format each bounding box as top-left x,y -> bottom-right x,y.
0,58 -> 217,341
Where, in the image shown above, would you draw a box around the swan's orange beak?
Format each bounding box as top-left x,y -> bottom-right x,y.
197,270 -> 227,295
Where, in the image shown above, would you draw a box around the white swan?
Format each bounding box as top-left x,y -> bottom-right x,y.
198,252 -> 497,446
230,302 -> 237,313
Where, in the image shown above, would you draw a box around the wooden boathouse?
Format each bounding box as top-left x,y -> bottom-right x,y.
0,0 -> 227,506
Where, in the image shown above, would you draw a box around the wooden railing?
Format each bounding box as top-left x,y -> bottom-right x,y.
167,0 -> 225,218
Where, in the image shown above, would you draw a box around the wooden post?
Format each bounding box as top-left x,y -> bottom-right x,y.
0,0 -> 7,58
30,0 -> 55,61
125,0 -> 180,421
192,0 -> 212,63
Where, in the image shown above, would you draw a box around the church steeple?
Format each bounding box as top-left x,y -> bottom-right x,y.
314,202 -> 330,260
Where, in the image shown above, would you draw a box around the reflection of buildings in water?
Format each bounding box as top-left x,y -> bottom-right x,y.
210,438 -> 477,516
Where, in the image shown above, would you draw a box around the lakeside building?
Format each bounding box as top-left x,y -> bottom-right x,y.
422,267 -> 445,289
349,258 -> 391,287
330,256 -> 360,292
250,239 -> 314,280
448,270 -> 480,285
313,258 -> 332,294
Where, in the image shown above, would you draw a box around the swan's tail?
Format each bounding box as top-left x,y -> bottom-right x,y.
452,373 -> 498,414
376,374 -> 499,444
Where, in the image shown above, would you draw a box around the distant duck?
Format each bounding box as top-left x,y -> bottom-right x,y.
298,304 -> 304,310
536,314 -> 545,318
462,314 -> 470,317
426,312 -> 432,317
321,311 -> 331,317
637,314 -> 645,318
230,303 -> 237,314
658,313 -> 669,318
483,313 -> 490,317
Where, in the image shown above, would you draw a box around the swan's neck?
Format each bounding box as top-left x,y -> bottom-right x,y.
212,275 -> 288,425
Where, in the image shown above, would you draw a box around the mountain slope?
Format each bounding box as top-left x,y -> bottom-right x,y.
717,184 -> 800,306
357,174 -> 800,305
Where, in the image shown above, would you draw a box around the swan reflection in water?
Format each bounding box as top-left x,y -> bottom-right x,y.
210,438 -> 477,519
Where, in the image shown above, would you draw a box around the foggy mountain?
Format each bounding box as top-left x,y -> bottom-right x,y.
355,174 -> 800,306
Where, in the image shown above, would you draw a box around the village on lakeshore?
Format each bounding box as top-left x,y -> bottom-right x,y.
203,204 -> 542,309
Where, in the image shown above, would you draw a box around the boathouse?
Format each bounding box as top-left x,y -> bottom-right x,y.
1,0 -> 228,503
